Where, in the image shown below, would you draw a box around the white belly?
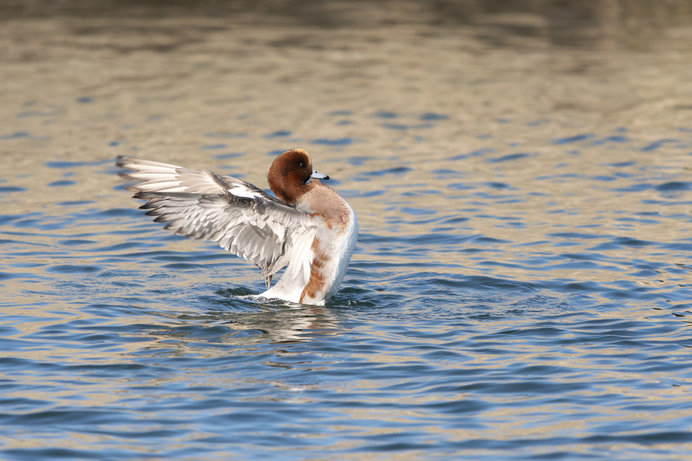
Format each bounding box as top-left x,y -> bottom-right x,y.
261,205 -> 358,305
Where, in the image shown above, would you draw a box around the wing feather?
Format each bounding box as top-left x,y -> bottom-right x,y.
117,156 -> 315,285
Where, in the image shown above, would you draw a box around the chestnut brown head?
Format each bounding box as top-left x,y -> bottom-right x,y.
267,148 -> 329,204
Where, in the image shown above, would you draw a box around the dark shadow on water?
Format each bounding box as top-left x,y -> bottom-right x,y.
4,0 -> 692,49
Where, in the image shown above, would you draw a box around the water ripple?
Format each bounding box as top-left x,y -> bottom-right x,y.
2,19 -> 692,460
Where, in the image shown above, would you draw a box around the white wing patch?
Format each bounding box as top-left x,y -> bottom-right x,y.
228,185 -> 261,199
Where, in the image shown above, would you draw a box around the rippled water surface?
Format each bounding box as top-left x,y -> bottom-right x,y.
2,3 -> 692,460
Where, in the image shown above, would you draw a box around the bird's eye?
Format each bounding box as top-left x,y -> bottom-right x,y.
298,161 -> 306,168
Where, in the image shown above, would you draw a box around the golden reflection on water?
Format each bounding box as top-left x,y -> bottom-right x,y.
1,3 -> 692,458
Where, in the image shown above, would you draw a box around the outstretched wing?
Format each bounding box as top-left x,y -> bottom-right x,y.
116,156 -> 315,286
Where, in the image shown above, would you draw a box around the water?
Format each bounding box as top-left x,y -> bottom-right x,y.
2,2 -> 692,459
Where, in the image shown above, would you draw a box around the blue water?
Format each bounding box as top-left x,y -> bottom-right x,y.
2,115 -> 692,460
2,7 -> 692,459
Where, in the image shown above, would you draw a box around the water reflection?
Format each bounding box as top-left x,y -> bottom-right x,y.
433,0 -> 692,49
173,294 -> 341,345
5,0 -> 692,51
2,1 -> 692,459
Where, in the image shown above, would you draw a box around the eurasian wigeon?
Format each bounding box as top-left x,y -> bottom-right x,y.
116,149 -> 358,305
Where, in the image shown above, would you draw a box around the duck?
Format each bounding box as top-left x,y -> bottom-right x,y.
116,148 -> 358,305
